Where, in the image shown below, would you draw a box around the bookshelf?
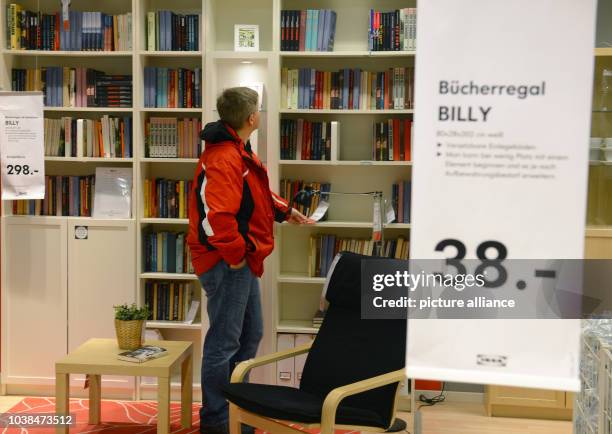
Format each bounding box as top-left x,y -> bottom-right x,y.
0,0 -> 610,406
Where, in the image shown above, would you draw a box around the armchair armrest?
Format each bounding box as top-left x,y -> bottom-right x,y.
320,369 -> 406,434
230,341 -> 314,383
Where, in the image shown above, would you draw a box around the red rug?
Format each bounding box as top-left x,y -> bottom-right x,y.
4,398 -> 357,433
4,397 -> 200,433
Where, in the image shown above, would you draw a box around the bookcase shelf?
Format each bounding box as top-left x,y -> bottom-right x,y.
595,47 -> 612,57
211,51 -> 272,60
141,108 -> 203,113
146,321 -> 202,330
140,272 -> 198,280
44,157 -> 134,163
280,50 -> 416,58
279,160 -> 412,166
276,320 -> 319,334
2,50 -> 134,56
139,51 -> 203,57
43,107 -> 133,112
280,221 -> 411,229
141,158 -> 199,163
140,218 -> 190,225
279,109 -> 414,114
278,274 -> 326,284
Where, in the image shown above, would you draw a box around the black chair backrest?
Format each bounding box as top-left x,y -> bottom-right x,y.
299,251 -> 406,428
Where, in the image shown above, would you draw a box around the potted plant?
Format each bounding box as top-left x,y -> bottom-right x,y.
114,303 -> 149,350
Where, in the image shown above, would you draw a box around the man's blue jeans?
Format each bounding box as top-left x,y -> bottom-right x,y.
198,260 -> 263,429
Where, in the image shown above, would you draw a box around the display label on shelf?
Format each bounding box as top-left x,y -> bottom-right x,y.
0,92 -> 45,200
407,0 -> 596,391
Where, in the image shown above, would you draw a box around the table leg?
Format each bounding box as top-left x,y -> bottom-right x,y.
88,374 -> 101,425
157,376 -> 170,434
55,372 -> 69,434
181,353 -> 193,428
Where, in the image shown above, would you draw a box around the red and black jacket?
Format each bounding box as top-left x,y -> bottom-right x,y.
187,120 -> 291,277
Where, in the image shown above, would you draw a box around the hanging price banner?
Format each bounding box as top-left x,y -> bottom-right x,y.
407,0 -> 596,391
0,92 -> 45,200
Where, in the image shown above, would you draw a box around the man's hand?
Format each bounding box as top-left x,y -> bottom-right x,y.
229,258 -> 247,269
288,208 -> 316,225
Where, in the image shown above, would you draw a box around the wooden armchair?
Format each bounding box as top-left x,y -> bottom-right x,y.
223,252 -> 408,434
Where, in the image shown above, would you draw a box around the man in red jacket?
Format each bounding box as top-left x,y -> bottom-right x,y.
188,87 -> 313,434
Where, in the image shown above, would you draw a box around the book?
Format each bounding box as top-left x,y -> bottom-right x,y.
145,11 -> 200,51
13,175 -> 95,216
117,345 -> 167,363
280,119 -> 338,160
144,67 -> 201,108
281,67 -> 414,110
280,9 -> 336,51
5,4 -> 132,51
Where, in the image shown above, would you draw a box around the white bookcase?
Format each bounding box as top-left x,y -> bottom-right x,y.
0,0 -> 611,404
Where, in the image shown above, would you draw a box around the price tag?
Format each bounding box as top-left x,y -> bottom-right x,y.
0,93 -> 45,200
61,0 -> 71,30
309,200 -> 329,222
384,198 -> 395,224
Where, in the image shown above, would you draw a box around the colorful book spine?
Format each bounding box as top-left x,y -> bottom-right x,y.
11,68 -> 132,108
281,67 -> 414,110
43,116 -> 132,158
308,234 -> 409,276
369,8 -> 416,51
280,119 -> 338,161
144,281 -> 194,322
5,4 -> 131,51
143,178 -> 193,219
145,11 -> 200,51
145,117 -> 202,158
143,67 -> 201,108
280,9 -> 336,51
143,232 -> 193,273
13,175 -> 95,216
279,180 -> 330,219
372,118 -> 412,161
391,180 -> 411,223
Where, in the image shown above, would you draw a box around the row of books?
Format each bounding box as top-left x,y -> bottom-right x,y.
6,4 -> 132,50
145,117 -> 202,158
391,181 -> 411,224
368,8 -> 417,51
281,67 -> 414,110
280,120 -> 338,161
373,119 -> 412,161
11,68 -> 133,108
146,11 -> 200,51
143,67 -> 202,108
143,178 -> 193,219
280,180 -> 331,218
143,232 -> 194,274
280,9 -> 336,52
12,175 -> 95,216
144,281 -> 194,322
45,116 -> 132,158
308,235 -> 410,277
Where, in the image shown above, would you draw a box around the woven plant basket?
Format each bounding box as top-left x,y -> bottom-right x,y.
115,319 -> 145,350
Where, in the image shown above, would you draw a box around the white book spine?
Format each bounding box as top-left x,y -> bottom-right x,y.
330,121 -> 339,163
76,119 -> 84,158
147,12 -> 156,51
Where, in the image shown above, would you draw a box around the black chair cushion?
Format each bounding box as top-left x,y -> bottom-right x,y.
223,383 -> 387,428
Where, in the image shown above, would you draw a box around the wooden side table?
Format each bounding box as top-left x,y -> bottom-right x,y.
55,338 -> 193,434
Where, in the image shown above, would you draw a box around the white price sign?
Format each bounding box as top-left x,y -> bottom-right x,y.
0,92 -> 45,200
407,0 -> 596,391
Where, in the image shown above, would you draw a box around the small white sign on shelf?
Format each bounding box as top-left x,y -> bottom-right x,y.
234,24 -> 259,52
92,167 -> 132,219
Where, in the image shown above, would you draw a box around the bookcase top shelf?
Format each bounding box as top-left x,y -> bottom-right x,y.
140,272 -> 198,280
280,109 -> 414,114
1,50 -> 133,56
280,50 -> 415,57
